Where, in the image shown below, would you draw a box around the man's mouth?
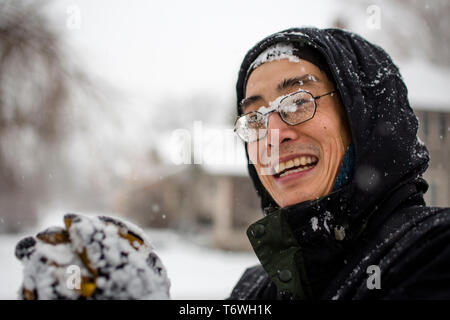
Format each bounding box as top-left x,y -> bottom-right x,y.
273,155 -> 319,178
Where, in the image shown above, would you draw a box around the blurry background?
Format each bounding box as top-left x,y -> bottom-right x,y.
0,0 -> 449,299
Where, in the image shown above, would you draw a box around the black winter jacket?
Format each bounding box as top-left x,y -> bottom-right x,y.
228,27 -> 450,300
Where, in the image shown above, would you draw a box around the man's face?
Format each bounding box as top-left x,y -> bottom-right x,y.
244,58 -> 351,208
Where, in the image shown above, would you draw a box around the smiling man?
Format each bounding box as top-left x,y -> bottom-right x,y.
242,57 -> 351,207
229,28 -> 450,300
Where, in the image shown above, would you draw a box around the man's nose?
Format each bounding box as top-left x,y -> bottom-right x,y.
266,112 -> 298,146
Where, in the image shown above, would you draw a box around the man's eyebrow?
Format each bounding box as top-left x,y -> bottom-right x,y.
240,95 -> 263,113
277,74 -> 320,92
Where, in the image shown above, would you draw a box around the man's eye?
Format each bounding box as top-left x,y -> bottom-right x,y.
294,99 -> 308,106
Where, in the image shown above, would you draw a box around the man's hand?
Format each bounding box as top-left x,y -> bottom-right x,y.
15,213 -> 170,300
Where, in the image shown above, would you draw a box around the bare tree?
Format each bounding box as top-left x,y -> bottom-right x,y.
0,0 -> 103,232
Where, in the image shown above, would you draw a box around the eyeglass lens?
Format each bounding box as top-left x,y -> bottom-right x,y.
236,91 -> 316,142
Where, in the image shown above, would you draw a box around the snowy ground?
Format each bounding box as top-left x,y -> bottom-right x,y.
0,226 -> 258,300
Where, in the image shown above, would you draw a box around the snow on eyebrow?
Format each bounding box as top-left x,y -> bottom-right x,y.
269,93 -> 290,109
254,93 -> 291,114
249,42 -> 300,71
255,83 -> 315,114
278,74 -> 319,91
257,105 -> 275,114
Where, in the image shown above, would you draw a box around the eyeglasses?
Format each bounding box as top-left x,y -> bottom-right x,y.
234,89 -> 336,143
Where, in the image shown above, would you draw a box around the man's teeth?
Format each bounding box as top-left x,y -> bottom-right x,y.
274,156 -> 318,175
278,164 -> 316,177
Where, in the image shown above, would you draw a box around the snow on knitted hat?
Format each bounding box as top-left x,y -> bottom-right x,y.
248,42 -> 301,70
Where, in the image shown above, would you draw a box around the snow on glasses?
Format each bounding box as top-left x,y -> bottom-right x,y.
234,89 -> 336,143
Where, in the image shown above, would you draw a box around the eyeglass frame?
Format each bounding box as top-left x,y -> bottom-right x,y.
234,89 -> 337,142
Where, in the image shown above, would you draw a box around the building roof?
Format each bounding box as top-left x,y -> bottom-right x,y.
399,59 -> 450,112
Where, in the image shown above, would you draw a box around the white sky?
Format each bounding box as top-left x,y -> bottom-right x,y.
47,0 -> 337,98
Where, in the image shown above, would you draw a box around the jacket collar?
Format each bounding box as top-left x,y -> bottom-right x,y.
247,179 -> 425,299
247,184 -> 351,299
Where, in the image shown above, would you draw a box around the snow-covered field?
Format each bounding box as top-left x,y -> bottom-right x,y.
0,227 -> 258,300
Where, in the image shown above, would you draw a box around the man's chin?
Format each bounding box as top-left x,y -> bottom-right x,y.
274,190 -> 319,208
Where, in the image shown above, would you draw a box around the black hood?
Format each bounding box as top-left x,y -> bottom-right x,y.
236,27 -> 429,239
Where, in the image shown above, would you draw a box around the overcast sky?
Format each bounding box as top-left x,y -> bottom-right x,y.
47,0 -> 340,99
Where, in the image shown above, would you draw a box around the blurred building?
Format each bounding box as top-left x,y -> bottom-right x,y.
116,165 -> 260,251
416,109 -> 450,207
405,61 -> 450,207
